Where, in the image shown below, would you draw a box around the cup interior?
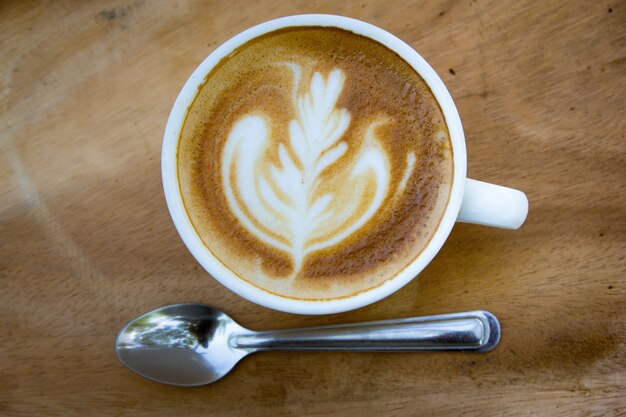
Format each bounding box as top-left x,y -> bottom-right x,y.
162,14 -> 467,314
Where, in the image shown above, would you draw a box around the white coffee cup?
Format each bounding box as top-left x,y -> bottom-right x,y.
162,14 -> 528,315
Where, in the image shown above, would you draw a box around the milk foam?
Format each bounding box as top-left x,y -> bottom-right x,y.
178,26 -> 454,299
222,66 -> 415,276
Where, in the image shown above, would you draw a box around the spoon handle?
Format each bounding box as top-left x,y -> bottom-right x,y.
233,310 -> 500,352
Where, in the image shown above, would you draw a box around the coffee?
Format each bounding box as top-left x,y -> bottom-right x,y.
178,26 -> 453,300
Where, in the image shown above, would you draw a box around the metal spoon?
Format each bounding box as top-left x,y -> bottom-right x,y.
115,304 -> 500,386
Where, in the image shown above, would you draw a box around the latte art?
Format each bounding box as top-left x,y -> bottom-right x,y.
222,67 -> 415,276
178,27 -> 453,299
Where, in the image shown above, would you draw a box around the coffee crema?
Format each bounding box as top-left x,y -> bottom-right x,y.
178,27 -> 453,300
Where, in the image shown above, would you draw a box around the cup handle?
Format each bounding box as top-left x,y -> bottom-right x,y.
457,179 -> 529,229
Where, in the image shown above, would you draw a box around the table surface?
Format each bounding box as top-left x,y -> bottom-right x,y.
1,0 -> 625,416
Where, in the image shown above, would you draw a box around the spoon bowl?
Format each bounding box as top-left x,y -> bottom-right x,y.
116,304 -> 500,386
115,304 -> 250,386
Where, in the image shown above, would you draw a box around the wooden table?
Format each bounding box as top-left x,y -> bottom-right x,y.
2,1 -> 624,415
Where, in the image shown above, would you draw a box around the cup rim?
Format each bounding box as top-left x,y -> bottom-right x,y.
162,14 -> 466,315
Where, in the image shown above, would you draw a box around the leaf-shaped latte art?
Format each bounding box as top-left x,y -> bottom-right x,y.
222,67 -> 407,277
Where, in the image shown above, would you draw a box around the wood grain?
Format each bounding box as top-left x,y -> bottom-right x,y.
1,0 -> 624,416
